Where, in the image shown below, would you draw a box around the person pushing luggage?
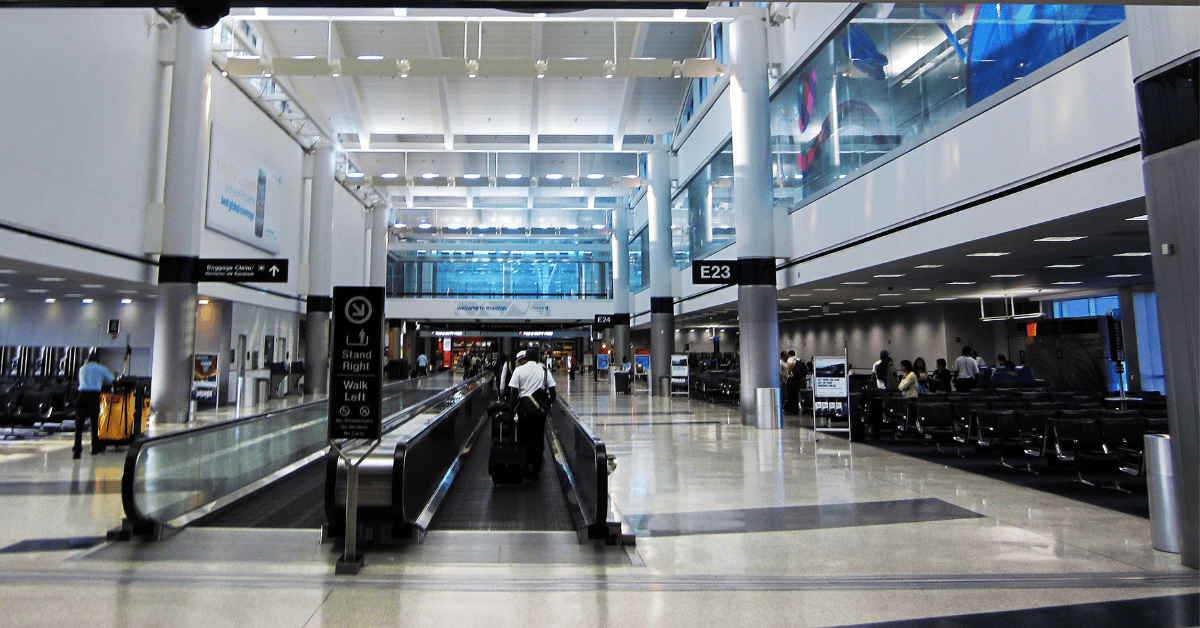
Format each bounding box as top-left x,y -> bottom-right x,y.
73,352 -> 115,459
506,348 -> 556,480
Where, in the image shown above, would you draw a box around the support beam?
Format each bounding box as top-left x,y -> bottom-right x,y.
612,22 -> 648,152
426,23 -> 455,150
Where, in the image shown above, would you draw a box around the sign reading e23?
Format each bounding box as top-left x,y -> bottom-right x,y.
692,261 -> 740,285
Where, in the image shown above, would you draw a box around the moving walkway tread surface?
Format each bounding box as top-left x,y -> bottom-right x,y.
190,459 -> 326,529
428,434 -> 574,532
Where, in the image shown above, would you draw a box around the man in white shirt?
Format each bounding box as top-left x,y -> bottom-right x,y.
954,346 -> 980,392
416,353 -> 428,376
506,349 -> 557,479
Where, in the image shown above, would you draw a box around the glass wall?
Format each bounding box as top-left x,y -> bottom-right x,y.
680,141 -> 735,262
629,228 -> 647,293
387,251 -> 611,299
675,23 -> 727,137
769,4 -> 1124,210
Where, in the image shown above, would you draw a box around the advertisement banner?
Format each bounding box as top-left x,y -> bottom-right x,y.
596,354 -> 609,370
192,354 -> 219,406
813,356 -> 848,398
206,122 -> 283,254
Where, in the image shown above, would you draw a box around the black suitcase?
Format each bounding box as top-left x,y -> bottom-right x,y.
488,411 -> 524,485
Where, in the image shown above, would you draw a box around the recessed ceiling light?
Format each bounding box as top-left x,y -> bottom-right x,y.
81,298 -> 93,304
44,298 -> 56,303
907,301 -> 927,305
0,297 -> 5,303
346,172 -> 365,179
883,305 -> 901,308
421,172 -> 439,179
198,299 -> 210,305
878,293 -> 902,296
829,301 -> 845,305
393,222 -> 407,228
1046,264 -> 1082,268
1125,214 -> 1148,221
565,224 -> 579,230
357,55 -> 385,61
504,173 -> 523,180
840,281 -> 868,285
586,173 -> 606,180
967,252 -> 1010,257
1107,274 -> 1142,278
935,297 -> 957,301
418,222 -> 432,229
64,293 -> 81,298
462,173 -> 482,180
873,274 -> 904,278
121,298 -> 133,304
591,224 -> 607,230
293,55 -> 317,60
910,288 -> 931,291
117,289 -> 137,294
862,307 -> 878,311
814,288 -> 837,292
1035,236 -> 1087,242
25,288 -> 48,294
0,270 -> 15,274
946,281 -> 976,285
1053,281 -> 1083,285
852,297 -> 873,301
915,264 -> 943,269
38,277 -> 65,282
544,173 -> 564,180
991,274 -> 1024,278
380,172 -> 399,179
1114,252 -> 1151,257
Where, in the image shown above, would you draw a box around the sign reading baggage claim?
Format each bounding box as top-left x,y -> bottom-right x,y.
328,286 -> 384,440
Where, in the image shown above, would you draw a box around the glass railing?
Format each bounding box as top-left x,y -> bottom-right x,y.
119,373 -> 463,535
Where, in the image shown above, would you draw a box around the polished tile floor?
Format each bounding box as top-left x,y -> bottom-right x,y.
0,372 -> 1194,627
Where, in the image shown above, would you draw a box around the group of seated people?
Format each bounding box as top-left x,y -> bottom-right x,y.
872,346 -> 1029,398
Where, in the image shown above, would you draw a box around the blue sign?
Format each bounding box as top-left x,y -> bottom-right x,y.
597,354 -> 609,370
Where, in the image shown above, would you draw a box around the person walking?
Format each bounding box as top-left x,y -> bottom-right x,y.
954,346 -> 979,392
872,351 -> 892,389
73,352 -> 115,459
506,348 -> 557,480
416,353 -> 428,377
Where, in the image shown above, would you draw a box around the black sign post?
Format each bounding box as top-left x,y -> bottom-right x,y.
329,286 -> 384,440
692,260 -> 740,285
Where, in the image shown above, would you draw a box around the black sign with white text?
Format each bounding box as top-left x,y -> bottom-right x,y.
198,258 -> 289,283
594,313 -> 630,328
328,286 -> 384,441
692,260 -> 739,285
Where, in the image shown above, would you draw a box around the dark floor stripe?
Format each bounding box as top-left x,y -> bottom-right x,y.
832,593 -> 1199,628
580,411 -> 696,417
0,537 -> 106,553
626,498 -> 984,537
0,480 -> 122,496
594,420 -> 726,427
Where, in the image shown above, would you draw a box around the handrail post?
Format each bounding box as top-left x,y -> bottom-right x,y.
331,439 -> 381,575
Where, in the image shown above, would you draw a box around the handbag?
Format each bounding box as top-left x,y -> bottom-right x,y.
529,366 -> 552,412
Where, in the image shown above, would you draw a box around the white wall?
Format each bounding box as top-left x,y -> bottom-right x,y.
0,298 -> 156,376
330,187 -> 368,289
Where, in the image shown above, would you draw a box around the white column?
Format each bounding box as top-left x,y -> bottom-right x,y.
305,145 -> 335,396
612,205 -> 631,367
150,22 -> 211,423
369,205 -> 389,288
647,148 -> 674,395
730,10 -> 781,425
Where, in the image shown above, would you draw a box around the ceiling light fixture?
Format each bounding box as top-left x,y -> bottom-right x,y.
935,297 -> 957,301
1053,281 -> 1083,285
544,173 -> 564,180
346,171 -> 365,179
38,277 -> 65,282
81,298 -> 93,304
840,281 -> 867,285
1046,264 -> 1082,268
504,173 -> 523,180
380,172 -> 399,179
910,288 -> 931,291
1114,252 -> 1152,257
991,274 -> 1024,278
814,288 -> 837,292
44,298 -> 56,303
915,264 -> 943,269
421,172 -> 439,179
462,173 -> 482,180
946,281 -> 976,285
1125,214 -> 1148,221
586,173 -> 605,180
25,288 -> 47,294
1106,274 -> 1142,278
357,55 -> 384,61
873,274 -> 904,278
121,298 -> 133,304
1035,236 -> 1087,242
967,252 -> 1010,257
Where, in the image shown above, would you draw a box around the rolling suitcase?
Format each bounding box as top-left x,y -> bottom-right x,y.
488,405 -> 524,485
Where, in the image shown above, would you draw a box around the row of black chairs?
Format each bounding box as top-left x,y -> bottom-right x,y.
855,390 -> 1169,492
689,370 -> 740,404
0,376 -> 81,437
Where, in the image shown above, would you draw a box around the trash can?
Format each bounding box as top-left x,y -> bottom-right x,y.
755,387 -> 782,429
254,377 -> 270,407
1145,434 -> 1181,553
614,370 -> 631,394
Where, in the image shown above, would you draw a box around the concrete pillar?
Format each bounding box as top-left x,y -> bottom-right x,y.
612,205 -> 631,367
647,148 -> 674,395
729,11 -> 780,424
369,205 -> 388,288
305,145 -> 335,396
150,22 -> 210,423
1126,5 -> 1199,568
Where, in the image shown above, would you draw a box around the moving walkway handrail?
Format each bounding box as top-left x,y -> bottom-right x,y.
116,373 -> 464,538
547,397 -> 610,539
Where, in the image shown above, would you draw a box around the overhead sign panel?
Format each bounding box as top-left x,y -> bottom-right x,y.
594,313 -> 630,328
198,258 -> 289,283
692,260 -> 739,285
329,286 -> 384,441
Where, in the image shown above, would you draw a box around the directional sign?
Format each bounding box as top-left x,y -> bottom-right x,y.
692,260 -> 739,285
593,313 -> 630,328
197,258 -> 289,283
329,286 -> 384,441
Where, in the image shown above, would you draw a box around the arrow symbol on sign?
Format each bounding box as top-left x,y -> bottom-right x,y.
269,265 -> 280,276
350,302 -> 368,319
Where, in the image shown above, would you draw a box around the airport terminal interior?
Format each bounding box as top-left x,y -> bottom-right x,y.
0,2 -> 1197,627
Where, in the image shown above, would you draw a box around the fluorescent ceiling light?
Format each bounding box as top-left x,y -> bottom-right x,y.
852,297 -> 873,301
394,222 -> 407,228
0,298 -> 5,303
873,274 -> 904,278
25,289 -> 47,294
591,224 -> 607,230
357,55 -> 385,60
117,289 -> 137,294
380,172 -> 399,179
38,277 -> 65,282
0,270 -> 15,274
1053,281 -> 1082,285
293,55 -> 316,60
967,252 -> 1009,257
121,298 -> 133,304
504,173 -> 523,180
910,288 -> 931,291
1107,274 -> 1142,278
915,264 -> 943,269
935,297 -> 957,301
418,222 -> 432,229
565,224 -> 579,230
991,274 -> 1024,278
1035,236 -> 1087,242
44,298 -> 55,303
586,173 -> 606,180
81,298 -> 93,304
1125,214 -> 1148,221
462,173 -> 482,180
1046,264 -> 1082,268
421,172 -> 439,179
878,293 -> 902,297
544,173 -> 564,180
883,305 -> 902,308
346,172 -> 365,179
814,288 -> 837,292
907,301 -> 927,305
840,281 -> 867,285
1114,252 -> 1151,257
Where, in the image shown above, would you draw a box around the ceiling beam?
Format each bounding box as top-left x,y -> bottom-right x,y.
328,21 -> 373,150
530,22 -> 542,151
426,22 -> 455,151
612,22 -> 649,151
